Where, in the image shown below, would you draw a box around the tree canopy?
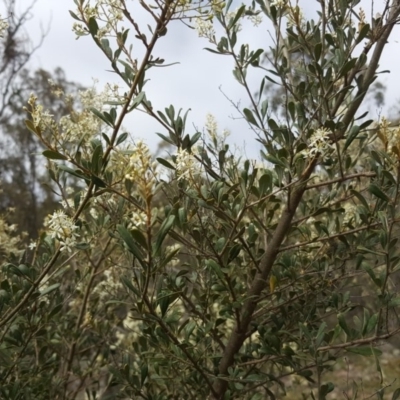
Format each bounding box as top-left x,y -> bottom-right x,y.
2,0 -> 400,399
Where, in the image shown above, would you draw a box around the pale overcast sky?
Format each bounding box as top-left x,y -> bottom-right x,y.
10,1 -> 400,158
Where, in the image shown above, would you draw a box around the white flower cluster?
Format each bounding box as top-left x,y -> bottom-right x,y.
45,210 -> 80,252
59,83 -> 122,142
205,113 -> 230,148
72,0 -> 123,40
342,202 -> 359,225
302,127 -> 334,161
270,0 -> 287,8
48,79 -> 64,98
248,14 -> 263,27
27,94 -> 54,130
0,217 -> 22,256
379,117 -> 400,157
174,0 -> 191,14
287,5 -> 304,28
125,140 -> 157,184
206,113 -> 218,139
211,0 -> 225,13
195,18 -> 215,40
59,110 -> 101,142
0,15 -> 9,38
129,209 -> 147,228
92,268 -> 123,302
175,148 -> 201,182
113,311 -> 143,349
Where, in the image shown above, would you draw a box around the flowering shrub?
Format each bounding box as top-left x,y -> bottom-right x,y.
2,0 -> 400,399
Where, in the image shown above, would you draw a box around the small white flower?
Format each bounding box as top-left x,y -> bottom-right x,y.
59,236 -> 77,253
248,14 -> 263,27
45,210 -> 79,252
206,114 -> 218,139
125,140 -> 157,188
89,208 -> 99,219
7,224 -> 17,232
0,16 -> 9,38
195,18 -> 215,40
60,198 -> 74,210
175,148 -> 200,182
270,0 -> 286,8
130,209 -> 147,228
343,203 -> 358,225
287,6 -> 304,28
302,127 -> 334,161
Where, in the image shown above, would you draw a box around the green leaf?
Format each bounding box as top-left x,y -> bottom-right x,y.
153,215 -> 175,256
156,132 -> 175,145
243,108 -> 259,128
297,369 -> 315,383
58,165 -> 89,181
392,388 -> 400,400
117,225 -> 146,266
347,346 -> 381,357
204,47 -> 223,55
101,38 -> 112,59
116,132 -> 128,146
228,5 -> 245,30
190,131 -> 202,146
343,125 -> 360,151
91,144 -> 103,174
42,150 -> 68,160
339,58 -> 357,77
338,313 -> 350,336
88,17 -> 99,36
102,132 -> 111,145
90,107 -> 113,126
364,313 -> 378,335
325,33 -> 335,47
140,363 -> 148,387
258,173 -> 272,196
157,157 -> 175,170
40,283 -> 60,297
206,259 -> 225,280
362,264 -> 382,287
356,23 -> 370,44
120,275 -> 140,295
25,119 -> 39,135
315,322 -> 327,348
91,175 -> 106,188
248,48 -> 263,66
18,264 -> 32,278
75,242 -> 90,250
48,303 -> 63,319
130,91 -> 145,110
69,10 -> 82,21
265,74 -> 279,85
369,183 -> 390,202
261,153 -> 286,168
314,42 -> 322,61
268,118 -> 279,133
130,228 -> 148,249
319,382 -> 334,397
350,189 -> 370,211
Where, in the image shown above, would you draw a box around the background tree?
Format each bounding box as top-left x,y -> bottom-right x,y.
0,0 -> 83,238
0,67 -> 84,238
